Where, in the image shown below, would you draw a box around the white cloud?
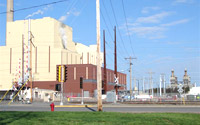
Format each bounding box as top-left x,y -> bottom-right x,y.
141,7 -> 160,14
166,41 -> 181,45
136,12 -> 173,23
129,26 -> 166,39
146,56 -> 173,64
173,0 -> 194,5
161,19 -> 190,26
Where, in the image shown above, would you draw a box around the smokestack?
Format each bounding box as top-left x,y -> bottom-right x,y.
7,0 -> 14,22
171,69 -> 174,77
184,68 -> 187,76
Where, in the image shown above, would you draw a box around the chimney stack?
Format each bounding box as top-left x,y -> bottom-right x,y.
171,69 -> 174,77
184,68 -> 187,76
7,0 -> 14,22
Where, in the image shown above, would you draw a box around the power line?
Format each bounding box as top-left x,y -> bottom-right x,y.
109,0 -> 129,56
121,0 -> 135,57
0,0 -> 69,15
100,10 -> 125,61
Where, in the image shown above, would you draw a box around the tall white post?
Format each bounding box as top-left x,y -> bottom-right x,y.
160,75 -> 162,97
143,77 -> 145,93
164,75 -> 166,94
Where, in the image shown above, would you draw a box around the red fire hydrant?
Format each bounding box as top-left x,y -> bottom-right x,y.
50,102 -> 55,112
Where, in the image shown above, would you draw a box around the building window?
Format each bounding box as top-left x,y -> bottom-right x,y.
74,67 -> 76,80
86,67 -> 88,79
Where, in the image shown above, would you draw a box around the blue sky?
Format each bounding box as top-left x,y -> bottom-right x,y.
0,0 -> 200,89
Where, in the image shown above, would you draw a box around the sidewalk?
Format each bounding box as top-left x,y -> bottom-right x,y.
2,101 -> 200,108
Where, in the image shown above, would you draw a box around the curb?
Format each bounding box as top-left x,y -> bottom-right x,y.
55,105 -> 93,108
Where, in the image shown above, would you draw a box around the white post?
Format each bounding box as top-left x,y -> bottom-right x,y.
143,77 -> 145,93
81,89 -> 84,105
152,79 -> 154,97
160,75 -> 162,97
164,75 -> 166,94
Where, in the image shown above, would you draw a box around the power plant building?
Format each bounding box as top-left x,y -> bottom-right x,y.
0,1 -> 127,100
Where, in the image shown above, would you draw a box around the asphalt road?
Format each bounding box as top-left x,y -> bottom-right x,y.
0,103 -> 200,113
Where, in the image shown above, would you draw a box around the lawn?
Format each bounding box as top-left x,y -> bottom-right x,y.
0,112 -> 199,125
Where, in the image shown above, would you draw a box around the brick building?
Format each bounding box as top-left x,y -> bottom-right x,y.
32,64 -> 126,97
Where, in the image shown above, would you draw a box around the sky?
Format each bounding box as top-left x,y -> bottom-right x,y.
0,0 -> 200,89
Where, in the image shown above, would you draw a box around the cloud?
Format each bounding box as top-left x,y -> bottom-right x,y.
183,47 -> 200,53
149,56 -> 173,64
122,11 -> 190,40
166,41 -> 181,45
129,26 -> 166,38
136,12 -> 173,23
161,19 -> 190,27
141,7 -> 160,14
172,0 -> 194,5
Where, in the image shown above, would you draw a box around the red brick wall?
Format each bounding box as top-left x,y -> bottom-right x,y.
32,64 -> 126,95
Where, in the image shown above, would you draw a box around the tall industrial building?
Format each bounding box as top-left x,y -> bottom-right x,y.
170,69 -> 178,88
183,68 -> 191,86
0,0 -> 126,98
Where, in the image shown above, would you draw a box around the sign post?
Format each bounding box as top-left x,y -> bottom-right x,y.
178,83 -> 185,105
80,77 -> 84,105
114,75 -> 119,102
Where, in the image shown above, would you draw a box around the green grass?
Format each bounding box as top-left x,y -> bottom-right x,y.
0,112 -> 199,125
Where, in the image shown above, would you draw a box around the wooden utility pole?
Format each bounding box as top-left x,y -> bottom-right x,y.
22,35 -> 24,84
30,35 -> 33,103
28,19 -> 35,103
103,30 -> 107,94
114,26 -> 118,95
30,32 -> 35,103
125,57 -> 136,100
96,0 -> 102,111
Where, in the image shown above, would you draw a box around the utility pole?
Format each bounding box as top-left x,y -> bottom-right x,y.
125,57 -> 136,101
160,73 -> 165,96
60,51 -> 63,105
103,30 -> 107,94
160,75 -> 162,97
30,32 -> 35,103
22,35 -> 24,84
114,26 -> 118,96
28,19 -> 35,103
96,0 -> 102,111
147,71 -> 155,96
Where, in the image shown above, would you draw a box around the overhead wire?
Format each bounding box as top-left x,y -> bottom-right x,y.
0,0 -> 69,15
109,0 -> 129,56
100,9 -> 125,60
121,0 -> 136,57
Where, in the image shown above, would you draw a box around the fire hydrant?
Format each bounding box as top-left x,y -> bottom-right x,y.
50,102 -> 55,112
